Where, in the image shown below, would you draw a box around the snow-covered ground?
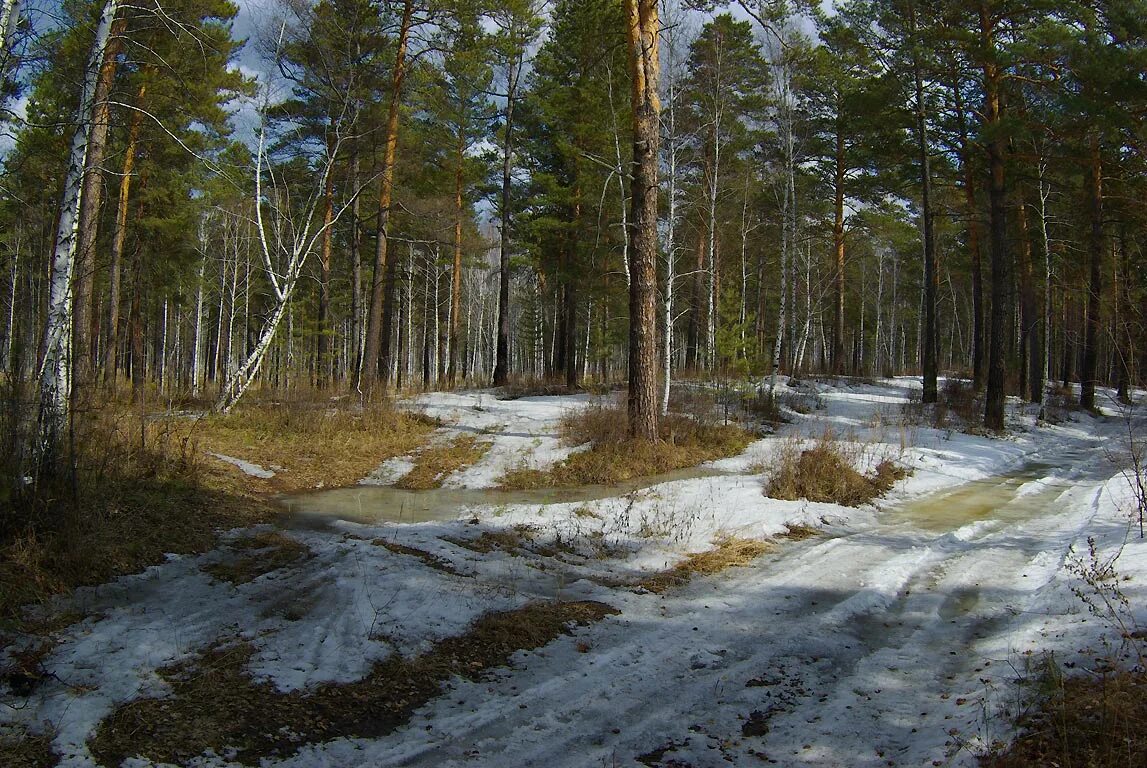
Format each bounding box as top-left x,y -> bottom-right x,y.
4,378 -> 1146,767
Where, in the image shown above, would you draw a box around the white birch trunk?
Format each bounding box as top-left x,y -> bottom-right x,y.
36,0 -> 120,466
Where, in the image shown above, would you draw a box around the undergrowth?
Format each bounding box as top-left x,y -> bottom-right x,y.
765,429 -> 907,506
499,400 -> 751,489
0,393 -> 433,628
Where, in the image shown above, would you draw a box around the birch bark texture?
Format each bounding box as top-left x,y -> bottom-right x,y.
36,0 -> 122,473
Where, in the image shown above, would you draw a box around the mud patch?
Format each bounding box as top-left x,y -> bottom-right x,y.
90,600 -> 618,766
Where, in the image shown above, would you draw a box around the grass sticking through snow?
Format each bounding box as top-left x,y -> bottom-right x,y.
394,435 -> 491,490
640,537 -> 775,593
191,402 -> 435,492
982,663 -> 1147,767
766,430 -> 907,507
499,401 -> 751,489
90,601 -> 618,766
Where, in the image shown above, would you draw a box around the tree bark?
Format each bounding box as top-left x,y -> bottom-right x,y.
909,0 -> 937,403
316,126 -> 335,387
1015,187 -> 1041,403
1080,132 -> 1103,410
448,139 -> 464,385
980,4 -> 1008,431
104,79 -> 146,385
952,75 -> 984,390
493,35 -> 521,386
832,106 -> 846,376
73,15 -> 126,384
360,0 -> 412,394
624,0 -> 659,441
36,0 -> 121,475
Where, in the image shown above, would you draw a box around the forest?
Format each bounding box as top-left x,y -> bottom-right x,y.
1,2 -> 1147,766
0,0 -> 1143,466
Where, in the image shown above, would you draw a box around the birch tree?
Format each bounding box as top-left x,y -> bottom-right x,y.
34,0 -> 121,477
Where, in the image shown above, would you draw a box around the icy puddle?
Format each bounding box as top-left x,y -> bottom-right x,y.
282,465 -> 725,526
882,445 -> 1097,533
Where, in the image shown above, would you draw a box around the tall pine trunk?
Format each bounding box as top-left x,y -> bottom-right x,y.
624,0 -> 659,441
980,4 -> 1008,431
360,0 -> 412,393
493,40 -> 520,386
104,80 -> 146,384
73,16 -> 126,384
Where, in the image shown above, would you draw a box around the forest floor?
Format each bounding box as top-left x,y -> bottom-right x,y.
2,377 -> 1146,767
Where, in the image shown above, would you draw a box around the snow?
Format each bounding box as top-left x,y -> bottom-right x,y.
207,452 -> 276,479
4,379 -> 1146,767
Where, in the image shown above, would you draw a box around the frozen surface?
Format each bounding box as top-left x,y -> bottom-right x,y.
4,379 -> 1146,768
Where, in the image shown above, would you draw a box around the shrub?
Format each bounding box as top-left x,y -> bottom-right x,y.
766,430 -> 906,507
500,399 -> 752,489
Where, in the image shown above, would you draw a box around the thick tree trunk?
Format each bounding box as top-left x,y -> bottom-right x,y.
910,1 -> 938,404
73,16 -> 126,384
981,6 -> 1008,431
104,80 -> 145,385
624,0 -> 659,441
360,0 -> 412,394
1080,133 -> 1103,410
36,0 -> 121,475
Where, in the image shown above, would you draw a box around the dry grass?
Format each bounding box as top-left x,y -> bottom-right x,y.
500,401 -> 751,489
189,402 -> 435,492
0,396 -> 433,629
641,537 -> 775,593
373,539 -> 462,574
0,406 -> 273,627
766,431 -> 907,507
0,730 -> 57,768
394,435 -> 491,490
982,666 -> 1147,767
90,601 -> 618,766
202,531 -> 311,585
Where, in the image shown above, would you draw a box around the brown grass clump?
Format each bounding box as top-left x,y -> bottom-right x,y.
0,406 -> 273,626
90,601 -> 618,766
641,537 -> 774,593
202,531 -> 311,585
766,432 -> 907,507
191,402 -> 435,492
500,401 -> 751,489
394,435 -> 491,490
0,730 -> 57,768
982,667 -> 1147,768
0,396 -> 433,628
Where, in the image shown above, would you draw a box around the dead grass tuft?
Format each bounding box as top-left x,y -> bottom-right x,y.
766,431 -> 907,507
0,729 -> 58,768
373,540 -> 462,574
191,402 -> 435,492
982,666 -> 1147,767
500,401 -> 751,489
394,436 -> 491,490
202,531 -> 311,585
641,537 -> 774,593
778,524 -> 821,541
90,601 -> 618,766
